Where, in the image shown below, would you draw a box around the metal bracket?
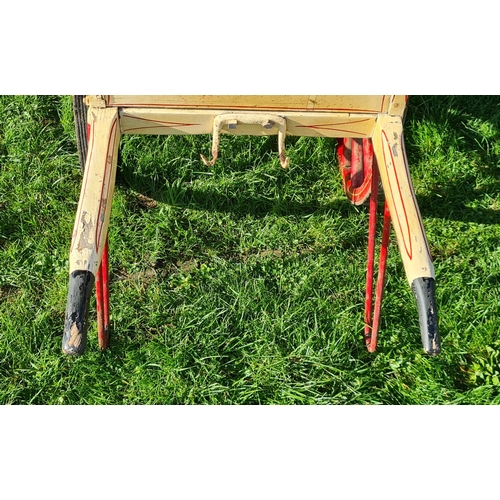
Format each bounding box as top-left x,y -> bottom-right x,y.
200,113 -> 290,169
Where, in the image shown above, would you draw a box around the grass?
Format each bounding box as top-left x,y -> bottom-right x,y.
0,95 -> 499,404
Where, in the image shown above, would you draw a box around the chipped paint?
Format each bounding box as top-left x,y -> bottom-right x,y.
392,133 -> 399,157
76,211 -> 94,252
69,323 -> 82,348
100,198 -> 107,223
307,95 -> 317,110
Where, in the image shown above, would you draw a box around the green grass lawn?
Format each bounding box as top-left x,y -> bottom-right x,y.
1,95 -> 499,404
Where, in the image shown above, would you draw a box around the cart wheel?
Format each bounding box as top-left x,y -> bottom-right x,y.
72,95 -> 88,173
337,137 -> 373,205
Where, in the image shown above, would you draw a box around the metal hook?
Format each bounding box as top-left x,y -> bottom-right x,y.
200,113 -> 290,168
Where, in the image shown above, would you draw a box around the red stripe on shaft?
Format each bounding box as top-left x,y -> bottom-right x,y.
381,130 -> 412,260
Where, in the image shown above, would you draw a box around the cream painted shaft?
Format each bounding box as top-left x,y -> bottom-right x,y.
372,115 -> 434,285
69,107 -> 121,276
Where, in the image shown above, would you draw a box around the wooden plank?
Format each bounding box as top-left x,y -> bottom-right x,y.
119,109 -> 377,138
69,107 -> 121,276
372,114 -> 434,285
63,107 -> 121,355
388,95 -> 408,117
107,95 -> 390,113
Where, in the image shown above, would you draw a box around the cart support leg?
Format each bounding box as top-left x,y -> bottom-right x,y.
62,107 -> 120,355
371,115 -> 440,355
96,237 -> 110,350
364,157 -> 391,353
367,201 -> 391,352
364,156 -> 379,348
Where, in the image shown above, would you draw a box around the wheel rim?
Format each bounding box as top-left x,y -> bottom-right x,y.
72,95 -> 88,172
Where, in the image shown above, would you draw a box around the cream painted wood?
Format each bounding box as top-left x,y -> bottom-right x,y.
387,95 -> 407,116
69,107 -> 121,276
118,108 -> 378,138
372,114 -> 434,285
106,95 -> 392,114
64,94 -> 438,355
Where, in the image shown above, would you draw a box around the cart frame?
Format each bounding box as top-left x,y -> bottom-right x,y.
63,95 -> 440,356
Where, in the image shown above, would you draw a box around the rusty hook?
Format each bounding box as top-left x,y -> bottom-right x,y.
201,113 -> 290,168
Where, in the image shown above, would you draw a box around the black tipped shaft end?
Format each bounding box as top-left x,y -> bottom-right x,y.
411,277 -> 440,356
62,270 -> 95,356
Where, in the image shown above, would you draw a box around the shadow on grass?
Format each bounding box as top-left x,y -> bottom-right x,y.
126,181 -> 358,219
114,133 -> 352,220
112,95 -> 500,227
405,95 -> 500,225
416,179 -> 500,225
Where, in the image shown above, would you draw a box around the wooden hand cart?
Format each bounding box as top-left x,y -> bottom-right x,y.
63,95 -> 440,356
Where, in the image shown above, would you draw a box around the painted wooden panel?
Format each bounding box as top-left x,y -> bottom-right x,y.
69,107 -> 121,275
107,95 -> 391,114
372,115 -> 434,285
388,95 -> 408,116
119,109 -> 377,138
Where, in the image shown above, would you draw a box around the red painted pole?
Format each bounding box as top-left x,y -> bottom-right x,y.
364,155 -> 379,348
367,201 -> 391,353
96,261 -> 104,348
101,236 -> 110,349
87,114 -> 110,351
96,237 -> 110,350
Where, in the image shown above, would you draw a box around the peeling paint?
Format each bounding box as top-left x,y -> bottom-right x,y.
77,211 -> 94,252
100,198 -> 107,223
69,323 -> 82,348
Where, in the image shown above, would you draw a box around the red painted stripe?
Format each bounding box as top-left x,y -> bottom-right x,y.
107,102 -> 385,113
381,129 -> 412,260
95,117 -> 118,251
121,114 -> 200,133
123,125 -> 190,133
301,126 -> 370,135
401,133 -> 432,260
296,118 -> 371,129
